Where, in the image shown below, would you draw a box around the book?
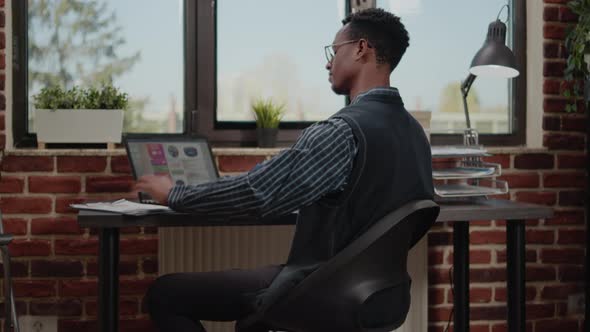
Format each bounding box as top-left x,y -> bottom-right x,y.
70,199 -> 173,216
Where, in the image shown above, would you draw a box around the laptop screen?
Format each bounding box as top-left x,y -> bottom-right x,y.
124,136 -> 219,187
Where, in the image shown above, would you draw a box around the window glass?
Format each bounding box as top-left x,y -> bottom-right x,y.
27,0 -> 184,133
377,0 -> 513,134
216,0 -> 347,122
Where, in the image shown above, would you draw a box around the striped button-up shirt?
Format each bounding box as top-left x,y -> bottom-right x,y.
167,87 -> 400,219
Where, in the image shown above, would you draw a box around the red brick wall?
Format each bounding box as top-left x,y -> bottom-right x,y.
429,150 -> 586,332
0,153 -> 156,331
0,152 -> 275,331
0,147 -> 585,332
426,0 -> 587,331
0,1 -> 587,332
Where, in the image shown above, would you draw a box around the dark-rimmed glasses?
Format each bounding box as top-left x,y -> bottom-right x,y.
324,40 -> 360,63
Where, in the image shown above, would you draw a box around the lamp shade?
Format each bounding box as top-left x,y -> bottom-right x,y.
469,19 -> 519,78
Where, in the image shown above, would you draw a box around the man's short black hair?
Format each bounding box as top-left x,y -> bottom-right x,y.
342,8 -> 410,71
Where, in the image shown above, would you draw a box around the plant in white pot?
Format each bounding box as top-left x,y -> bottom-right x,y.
33,85 -> 129,147
252,98 -> 285,148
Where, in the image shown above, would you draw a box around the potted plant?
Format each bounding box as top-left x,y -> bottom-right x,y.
33,85 -> 129,147
252,98 -> 285,147
563,2 -> 590,321
563,0 -> 590,112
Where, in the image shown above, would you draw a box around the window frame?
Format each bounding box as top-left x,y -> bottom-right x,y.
429,0 -> 527,146
11,0 -> 198,148
193,0 -> 351,146
12,0 -> 525,148
12,0 -> 31,148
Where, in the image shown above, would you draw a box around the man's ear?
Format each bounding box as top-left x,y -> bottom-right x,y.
355,39 -> 372,62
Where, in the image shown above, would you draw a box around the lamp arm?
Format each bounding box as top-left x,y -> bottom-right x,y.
461,73 -> 477,129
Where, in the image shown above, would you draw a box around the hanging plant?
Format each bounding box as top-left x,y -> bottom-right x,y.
563,0 -> 590,112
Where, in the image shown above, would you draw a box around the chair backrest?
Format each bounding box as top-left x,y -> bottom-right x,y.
261,200 -> 439,332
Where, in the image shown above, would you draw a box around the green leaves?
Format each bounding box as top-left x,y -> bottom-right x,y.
251,98 -> 285,129
33,85 -> 129,110
563,0 -> 590,112
565,103 -> 578,113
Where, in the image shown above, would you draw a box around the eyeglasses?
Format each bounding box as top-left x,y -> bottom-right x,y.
324,40 -> 360,63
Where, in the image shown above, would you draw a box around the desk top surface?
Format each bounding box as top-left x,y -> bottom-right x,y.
77,198 -> 553,229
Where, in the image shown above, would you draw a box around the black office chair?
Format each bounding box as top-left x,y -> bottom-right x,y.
0,210 -> 20,332
239,199 -> 439,332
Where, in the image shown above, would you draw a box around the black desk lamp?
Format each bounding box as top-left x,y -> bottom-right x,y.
461,4 -> 519,146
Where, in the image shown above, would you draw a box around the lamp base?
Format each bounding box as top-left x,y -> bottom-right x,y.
463,128 -> 481,167
463,128 -> 479,146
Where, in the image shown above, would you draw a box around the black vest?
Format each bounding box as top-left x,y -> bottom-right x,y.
258,92 -> 434,309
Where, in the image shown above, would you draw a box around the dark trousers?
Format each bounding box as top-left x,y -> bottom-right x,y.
146,265 -> 282,332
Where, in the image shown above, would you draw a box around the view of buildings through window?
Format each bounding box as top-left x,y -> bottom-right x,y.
27,0 -> 514,135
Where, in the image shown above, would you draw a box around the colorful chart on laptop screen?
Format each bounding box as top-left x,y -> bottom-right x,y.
126,138 -> 218,186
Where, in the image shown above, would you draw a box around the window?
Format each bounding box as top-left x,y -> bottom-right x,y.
194,0 -> 350,145
13,0 -> 189,147
13,0 -> 525,147
216,0 -> 346,123
376,0 -> 526,145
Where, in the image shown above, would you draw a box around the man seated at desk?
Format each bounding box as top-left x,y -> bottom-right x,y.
135,8 -> 433,332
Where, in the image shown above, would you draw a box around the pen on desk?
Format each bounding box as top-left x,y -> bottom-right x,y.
112,199 -> 126,205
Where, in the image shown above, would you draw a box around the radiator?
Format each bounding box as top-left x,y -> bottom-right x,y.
159,227 -> 428,332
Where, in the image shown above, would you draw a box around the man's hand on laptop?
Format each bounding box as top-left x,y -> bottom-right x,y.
134,175 -> 174,205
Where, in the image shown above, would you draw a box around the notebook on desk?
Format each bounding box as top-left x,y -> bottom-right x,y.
124,136 -> 219,203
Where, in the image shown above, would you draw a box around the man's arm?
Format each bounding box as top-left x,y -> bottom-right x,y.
167,118 -> 357,219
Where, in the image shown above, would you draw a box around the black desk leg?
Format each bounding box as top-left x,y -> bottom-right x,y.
99,228 -> 120,332
453,221 -> 470,332
507,220 -> 525,332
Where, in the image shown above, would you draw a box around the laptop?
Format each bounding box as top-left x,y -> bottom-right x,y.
124,136 -> 219,203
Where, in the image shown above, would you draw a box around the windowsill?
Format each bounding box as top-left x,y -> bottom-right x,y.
3,148 -> 129,156
486,146 -> 548,154
2,146 -> 548,157
2,147 -> 286,157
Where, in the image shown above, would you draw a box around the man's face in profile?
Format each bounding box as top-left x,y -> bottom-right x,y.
326,24 -> 357,95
